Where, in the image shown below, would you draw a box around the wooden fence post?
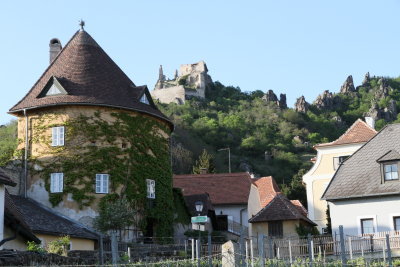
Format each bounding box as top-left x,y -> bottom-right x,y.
307,234 -> 313,267
339,225 -> 347,266
258,234 -> 265,267
386,234 -> 393,267
250,238 -> 254,267
348,237 -> 352,260
208,234 -> 212,267
289,239 -> 293,264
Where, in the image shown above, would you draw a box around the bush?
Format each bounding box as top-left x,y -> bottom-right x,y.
26,241 -> 46,253
46,235 -> 70,256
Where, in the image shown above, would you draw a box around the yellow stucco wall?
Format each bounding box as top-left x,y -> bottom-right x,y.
312,151 -> 352,176
15,105 -> 170,216
250,220 -> 302,237
37,234 -> 95,251
247,184 -> 261,236
312,178 -> 330,225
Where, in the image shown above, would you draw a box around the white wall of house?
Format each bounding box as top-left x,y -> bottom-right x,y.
303,143 -> 363,233
329,196 -> 400,236
215,205 -> 248,226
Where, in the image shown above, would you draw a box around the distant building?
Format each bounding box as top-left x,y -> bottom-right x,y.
173,172 -> 252,236
303,118 -> 376,233
323,123 -> 400,236
151,61 -> 213,104
248,176 -> 315,238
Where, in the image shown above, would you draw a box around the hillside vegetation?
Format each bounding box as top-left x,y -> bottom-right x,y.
158,74 -> 400,204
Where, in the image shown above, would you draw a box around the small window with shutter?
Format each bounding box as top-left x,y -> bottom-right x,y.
146,179 -> 155,199
52,126 -> 65,146
50,173 -> 63,193
96,174 -> 109,194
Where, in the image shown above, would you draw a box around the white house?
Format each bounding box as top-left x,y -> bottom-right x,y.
303,118 -> 376,233
322,123 -> 400,236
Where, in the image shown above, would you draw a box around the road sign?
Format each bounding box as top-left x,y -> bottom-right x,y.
191,216 -> 208,223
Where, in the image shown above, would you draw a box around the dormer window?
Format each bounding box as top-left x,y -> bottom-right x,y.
140,94 -> 150,105
333,155 -> 349,170
377,150 -> 400,182
38,76 -> 68,98
384,163 -> 399,181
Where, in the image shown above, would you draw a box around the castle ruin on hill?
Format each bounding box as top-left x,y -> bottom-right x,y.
151,61 -> 213,104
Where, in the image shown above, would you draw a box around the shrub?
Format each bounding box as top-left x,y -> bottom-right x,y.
26,241 -> 45,253
47,235 -> 70,256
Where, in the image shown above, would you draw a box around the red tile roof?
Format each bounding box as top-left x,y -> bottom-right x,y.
173,172 -> 252,205
9,30 -> 172,129
315,119 -> 376,148
252,176 -> 280,207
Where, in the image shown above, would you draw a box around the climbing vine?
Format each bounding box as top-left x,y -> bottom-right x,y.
28,110 -> 174,237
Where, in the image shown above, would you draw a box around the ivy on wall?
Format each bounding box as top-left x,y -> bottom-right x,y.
28,110 -> 174,237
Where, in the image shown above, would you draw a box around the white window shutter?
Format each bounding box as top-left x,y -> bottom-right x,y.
103,175 -> 108,193
59,126 -> 65,146
52,127 -> 58,146
50,173 -> 55,192
96,174 -> 101,193
151,180 -> 155,198
58,173 -> 63,192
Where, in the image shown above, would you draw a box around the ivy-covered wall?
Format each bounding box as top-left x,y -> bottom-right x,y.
18,106 -> 174,237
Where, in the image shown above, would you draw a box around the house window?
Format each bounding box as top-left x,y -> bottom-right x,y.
361,218 -> 374,235
140,94 -> 150,105
52,126 -> 65,146
384,163 -> 399,181
268,221 -> 283,237
96,174 -> 109,194
394,217 -> 400,231
333,156 -> 349,170
50,173 -> 63,193
146,179 -> 155,199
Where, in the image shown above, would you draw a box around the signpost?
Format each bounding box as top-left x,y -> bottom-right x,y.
191,216 -> 208,224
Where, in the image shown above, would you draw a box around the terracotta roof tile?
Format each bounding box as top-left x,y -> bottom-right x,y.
315,119 -> 376,148
9,30 -> 172,129
173,172 -> 252,205
252,176 -> 280,207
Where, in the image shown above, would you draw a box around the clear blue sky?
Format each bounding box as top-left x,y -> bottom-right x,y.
1,0 -> 400,124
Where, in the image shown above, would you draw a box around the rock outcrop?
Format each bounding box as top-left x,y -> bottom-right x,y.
374,78 -> 390,99
340,75 -> 356,94
362,72 -> 370,86
262,90 -> 287,109
295,96 -> 309,113
314,90 -> 335,109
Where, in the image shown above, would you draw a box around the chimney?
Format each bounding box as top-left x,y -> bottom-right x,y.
365,117 -> 375,129
49,38 -> 62,64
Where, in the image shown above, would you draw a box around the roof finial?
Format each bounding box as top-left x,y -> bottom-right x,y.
79,19 -> 85,31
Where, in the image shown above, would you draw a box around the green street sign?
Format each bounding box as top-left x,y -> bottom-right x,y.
191,216 -> 208,223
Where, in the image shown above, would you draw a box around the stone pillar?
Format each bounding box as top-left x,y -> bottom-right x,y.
222,240 -> 239,267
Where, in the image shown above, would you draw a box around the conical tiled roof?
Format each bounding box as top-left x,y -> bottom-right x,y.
315,119 -> 376,148
9,30 -> 172,128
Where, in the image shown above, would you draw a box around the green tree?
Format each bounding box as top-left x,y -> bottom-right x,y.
0,121 -> 17,166
93,197 -> 136,232
192,149 -> 216,174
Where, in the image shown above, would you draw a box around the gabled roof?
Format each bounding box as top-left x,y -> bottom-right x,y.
9,30 -> 172,129
249,193 -> 316,225
377,150 -> 400,162
0,169 -> 16,186
11,195 -> 99,240
173,172 -> 252,205
5,191 -> 40,243
252,176 -> 280,207
315,119 -> 376,148
323,123 -> 400,200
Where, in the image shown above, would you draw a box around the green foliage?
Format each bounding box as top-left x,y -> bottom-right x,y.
0,121 -> 17,166
93,198 -> 136,232
29,111 -> 175,238
295,224 -> 320,237
26,241 -> 46,253
172,188 -> 191,225
281,169 -> 307,207
46,235 -> 70,256
192,149 -> 216,174
326,205 -> 332,234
